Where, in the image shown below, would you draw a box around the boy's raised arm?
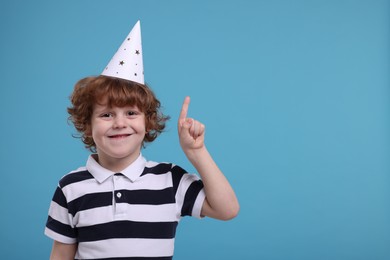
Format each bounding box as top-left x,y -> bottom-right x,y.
178,96 -> 239,220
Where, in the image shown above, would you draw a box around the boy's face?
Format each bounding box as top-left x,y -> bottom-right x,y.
89,103 -> 146,170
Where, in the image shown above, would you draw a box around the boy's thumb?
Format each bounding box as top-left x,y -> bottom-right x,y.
183,118 -> 193,128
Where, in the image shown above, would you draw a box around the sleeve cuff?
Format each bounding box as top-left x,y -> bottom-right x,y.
191,188 -> 206,219
44,227 -> 77,244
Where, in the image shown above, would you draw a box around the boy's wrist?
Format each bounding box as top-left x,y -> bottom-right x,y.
184,146 -> 210,166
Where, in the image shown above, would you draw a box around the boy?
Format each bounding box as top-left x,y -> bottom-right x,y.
45,21 -> 239,259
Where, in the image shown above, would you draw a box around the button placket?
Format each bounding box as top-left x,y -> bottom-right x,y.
113,173 -> 125,216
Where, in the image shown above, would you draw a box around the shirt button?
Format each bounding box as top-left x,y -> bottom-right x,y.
116,192 -> 122,199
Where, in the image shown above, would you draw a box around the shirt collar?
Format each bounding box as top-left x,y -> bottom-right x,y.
86,154 -> 146,183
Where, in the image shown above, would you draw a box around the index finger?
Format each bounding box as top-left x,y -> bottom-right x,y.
179,96 -> 191,124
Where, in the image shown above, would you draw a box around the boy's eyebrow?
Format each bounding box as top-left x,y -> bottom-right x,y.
92,104 -> 109,113
93,105 -> 143,112
128,106 -> 142,111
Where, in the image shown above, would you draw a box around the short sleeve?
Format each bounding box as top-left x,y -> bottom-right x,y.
171,165 -> 206,219
44,186 -> 77,244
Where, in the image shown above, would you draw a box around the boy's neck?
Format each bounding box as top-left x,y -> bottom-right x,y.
93,153 -> 141,173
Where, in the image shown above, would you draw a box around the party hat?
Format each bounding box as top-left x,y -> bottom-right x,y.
101,20 -> 144,84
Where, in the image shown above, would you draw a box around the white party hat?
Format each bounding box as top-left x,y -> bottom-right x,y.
101,20 -> 144,84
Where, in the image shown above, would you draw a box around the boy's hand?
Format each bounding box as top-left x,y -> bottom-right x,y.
178,96 -> 205,151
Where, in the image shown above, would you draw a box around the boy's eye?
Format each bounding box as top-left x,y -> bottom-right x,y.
100,113 -> 112,118
127,111 -> 139,116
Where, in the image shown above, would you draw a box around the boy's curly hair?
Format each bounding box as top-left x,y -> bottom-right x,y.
67,75 -> 169,152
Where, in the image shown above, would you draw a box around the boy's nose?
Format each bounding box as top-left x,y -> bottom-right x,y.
113,116 -> 127,128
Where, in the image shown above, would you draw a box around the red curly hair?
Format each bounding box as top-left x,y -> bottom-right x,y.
67,75 -> 169,152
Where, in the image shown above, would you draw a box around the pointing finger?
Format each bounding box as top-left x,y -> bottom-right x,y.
179,96 -> 190,126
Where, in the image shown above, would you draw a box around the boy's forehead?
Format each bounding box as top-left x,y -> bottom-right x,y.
93,101 -> 141,111
96,96 -> 136,106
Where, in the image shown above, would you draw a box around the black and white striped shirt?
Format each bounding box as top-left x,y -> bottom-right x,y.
45,154 -> 205,259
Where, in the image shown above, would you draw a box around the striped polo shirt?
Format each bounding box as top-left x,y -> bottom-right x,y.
45,154 -> 205,259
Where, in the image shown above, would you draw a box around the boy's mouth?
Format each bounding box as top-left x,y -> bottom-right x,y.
108,134 -> 131,139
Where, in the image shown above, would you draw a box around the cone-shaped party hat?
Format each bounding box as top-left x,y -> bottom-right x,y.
101,20 -> 144,84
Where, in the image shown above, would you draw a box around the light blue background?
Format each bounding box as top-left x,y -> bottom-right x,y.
1,0 -> 389,259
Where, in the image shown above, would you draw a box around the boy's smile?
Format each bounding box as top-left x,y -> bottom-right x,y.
109,134 -> 131,138
90,104 -> 146,172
